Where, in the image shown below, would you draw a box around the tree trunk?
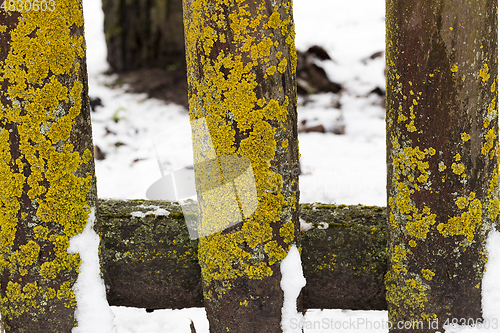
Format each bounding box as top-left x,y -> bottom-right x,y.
102,0 -> 185,72
98,200 -> 388,311
386,0 -> 498,331
182,0 -> 300,331
0,4 -> 98,332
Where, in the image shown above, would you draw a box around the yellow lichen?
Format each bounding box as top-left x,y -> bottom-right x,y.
391,245 -> 408,275
267,11 -> 281,29
484,97 -> 497,128
313,253 -> 336,272
266,65 -> 277,76
44,288 -> 56,300
390,139 -> 437,239
398,113 -> 408,122
479,63 -> 490,82
56,281 -> 76,309
279,220 -> 294,244
386,274 -> 431,321
282,138 -> 289,148
406,121 -> 417,132
405,207 -> 437,239
482,128 -> 497,156
277,57 -> 288,73
437,194 -> 482,242
455,196 -> 468,210
421,269 -> 435,281
386,243 -> 432,319
389,212 -> 398,229
487,166 -> 500,220
451,162 -> 465,175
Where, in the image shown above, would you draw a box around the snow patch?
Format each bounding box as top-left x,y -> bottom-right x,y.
299,218 -> 313,232
68,207 -> 115,333
317,222 -> 329,229
130,205 -> 170,218
281,244 -> 307,333
111,307 -> 209,333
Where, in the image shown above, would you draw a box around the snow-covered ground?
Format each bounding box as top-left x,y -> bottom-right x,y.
80,0 -> 500,332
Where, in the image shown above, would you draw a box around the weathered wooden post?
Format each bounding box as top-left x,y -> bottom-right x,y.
0,2 -> 99,331
102,0 -> 185,72
386,0 -> 498,331
182,0 -> 301,331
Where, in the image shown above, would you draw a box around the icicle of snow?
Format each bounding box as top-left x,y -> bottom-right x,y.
280,244 -> 306,333
482,227 -> 500,323
68,207 -> 116,333
443,227 -> 500,333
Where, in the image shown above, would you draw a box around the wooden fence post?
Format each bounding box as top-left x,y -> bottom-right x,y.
0,2 -> 98,331
386,0 -> 498,331
182,0 -> 300,331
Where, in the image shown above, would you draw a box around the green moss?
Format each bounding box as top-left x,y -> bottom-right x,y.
169,212 -> 185,219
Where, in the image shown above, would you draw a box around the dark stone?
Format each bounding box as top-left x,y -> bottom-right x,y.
369,87 -> 385,96
94,145 -> 106,160
369,51 -> 384,59
297,49 -> 342,95
304,124 -> 325,133
307,45 -> 332,60
89,96 -> 103,111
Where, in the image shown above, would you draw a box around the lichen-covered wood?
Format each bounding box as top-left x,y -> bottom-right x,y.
0,3 -> 97,332
99,200 -> 388,310
300,204 -> 387,310
182,0 -> 299,331
102,0 -> 185,72
99,199 -> 201,309
386,1 -> 498,331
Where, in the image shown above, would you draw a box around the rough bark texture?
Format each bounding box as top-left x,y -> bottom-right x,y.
300,204 -> 387,310
182,0 -> 299,332
99,200 -> 388,310
0,3 -> 97,332
102,0 -> 185,72
386,1 -> 498,331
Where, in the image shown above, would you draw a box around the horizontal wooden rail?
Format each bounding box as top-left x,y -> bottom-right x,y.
98,199 -> 389,310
